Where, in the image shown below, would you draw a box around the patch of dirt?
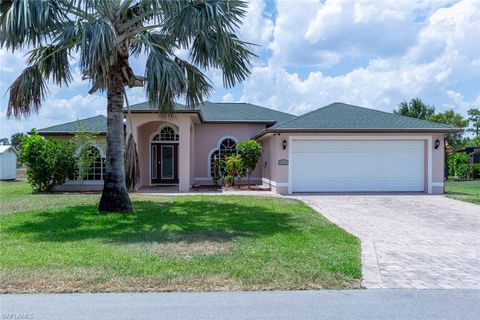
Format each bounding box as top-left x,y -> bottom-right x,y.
191,184 -> 271,192
222,185 -> 271,191
124,239 -> 234,258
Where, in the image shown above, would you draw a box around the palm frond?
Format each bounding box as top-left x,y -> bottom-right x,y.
57,0 -> 99,21
27,45 -> 73,86
129,31 -> 175,57
163,0 -> 247,43
145,48 -> 185,114
125,133 -> 139,191
118,0 -> 165,34
191,31 -> 255,88
0,0 -> 66,50
174,57 -> 213,107
162,0 -> 254,88
78,19 -> 117,85
7,65 -> 47,119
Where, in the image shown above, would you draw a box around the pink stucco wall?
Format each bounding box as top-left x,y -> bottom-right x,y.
259,132 -> 446,194
192,123 -> 266,183
129,113 -> 266,188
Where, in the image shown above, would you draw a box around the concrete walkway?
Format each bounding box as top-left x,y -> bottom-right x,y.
2,290 -> 479,320
299,195 -> 480,289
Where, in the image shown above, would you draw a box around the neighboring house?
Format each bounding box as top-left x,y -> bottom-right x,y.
37,102 -> 462,194
0,145 -> 17,180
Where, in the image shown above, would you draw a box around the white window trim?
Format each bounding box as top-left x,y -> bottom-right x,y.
74,143 -> 105,158
207,135 -> 238,178
149,123 -> 180,144
287,135 -> 433,194
71,144 -> 106,181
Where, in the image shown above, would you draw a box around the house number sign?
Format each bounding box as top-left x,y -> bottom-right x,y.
278,159 -> 288,165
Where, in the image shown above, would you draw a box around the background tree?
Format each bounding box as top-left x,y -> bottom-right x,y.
11,132 -> 27,150
463,136 -> 480,147
394,98 -> 435,119
0,138 -> 9,145
467,108 -> 480,138
1,0 -> 254,212
427,110 -> 468,146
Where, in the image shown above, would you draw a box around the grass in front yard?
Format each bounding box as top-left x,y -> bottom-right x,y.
0,180 -> 361,293
445,179 -> 480,205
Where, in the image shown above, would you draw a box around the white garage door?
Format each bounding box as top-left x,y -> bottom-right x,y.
291,140 -> 425,192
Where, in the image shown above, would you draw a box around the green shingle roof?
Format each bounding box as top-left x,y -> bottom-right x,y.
272,102 -> 459,130
37,115 -> 107,134
126,101 -> 296,124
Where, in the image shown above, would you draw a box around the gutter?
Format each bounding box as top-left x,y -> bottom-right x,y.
253,127 -> 465,139
123,109 -> 206,122
122,109 -> 277,125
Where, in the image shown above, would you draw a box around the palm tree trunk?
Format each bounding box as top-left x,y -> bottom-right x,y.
98,64 -> 132,213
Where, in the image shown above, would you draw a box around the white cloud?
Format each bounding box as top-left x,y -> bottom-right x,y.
222,93 -> 235,102
270,0 -> 455,67
238,0 -> 273,48
1,0 -> 478,139
241,0 -> 480,117
0,48 -> 26,72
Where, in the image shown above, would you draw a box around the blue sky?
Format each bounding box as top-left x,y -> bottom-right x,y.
1,0 -> 479,138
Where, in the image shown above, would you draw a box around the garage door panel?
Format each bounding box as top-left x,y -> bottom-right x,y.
292,140 -> 424,192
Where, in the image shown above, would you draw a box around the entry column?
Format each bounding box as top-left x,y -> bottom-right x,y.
177,117 -> 191,192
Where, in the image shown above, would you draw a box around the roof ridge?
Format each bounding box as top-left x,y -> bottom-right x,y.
273,104 -> 333,128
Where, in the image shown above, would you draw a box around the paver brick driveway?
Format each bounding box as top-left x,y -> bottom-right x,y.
298,195 -> 480,289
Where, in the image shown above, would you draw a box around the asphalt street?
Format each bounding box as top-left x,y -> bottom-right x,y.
1,289 -> 479,320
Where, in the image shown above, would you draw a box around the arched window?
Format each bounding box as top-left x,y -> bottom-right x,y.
70,146 -> 105,181
210,138 -> 237,177
85,147 -> 105,180
152,126 -> 179,142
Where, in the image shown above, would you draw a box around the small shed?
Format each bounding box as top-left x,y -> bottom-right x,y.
0,145 -> 17,180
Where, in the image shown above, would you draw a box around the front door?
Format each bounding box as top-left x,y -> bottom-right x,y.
151,144 -> 179,184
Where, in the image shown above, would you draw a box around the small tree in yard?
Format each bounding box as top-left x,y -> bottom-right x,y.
72,129 -> 98,191
19,133 -> 76,192
224,154 -> 243,186
237,139 -> 262,184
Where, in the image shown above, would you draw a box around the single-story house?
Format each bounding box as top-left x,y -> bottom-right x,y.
37,102 -> 462,194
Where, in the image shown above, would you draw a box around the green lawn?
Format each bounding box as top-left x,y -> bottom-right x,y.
0,180 -> 361,293
445,179 -> 480,205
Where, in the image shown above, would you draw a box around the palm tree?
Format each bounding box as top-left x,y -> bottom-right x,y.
0,0 -> 254,212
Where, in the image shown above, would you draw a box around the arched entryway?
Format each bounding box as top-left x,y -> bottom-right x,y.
150,124 -> 179,184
